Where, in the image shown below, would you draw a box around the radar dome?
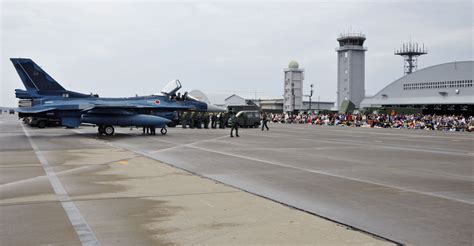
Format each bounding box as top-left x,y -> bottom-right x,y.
288,60 -> 299,69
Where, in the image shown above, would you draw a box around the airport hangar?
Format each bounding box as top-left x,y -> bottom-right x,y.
360,61 -> 474,115
224,94 -> 334,114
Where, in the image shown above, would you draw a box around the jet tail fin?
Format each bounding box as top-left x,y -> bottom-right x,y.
10,58 -> 66,92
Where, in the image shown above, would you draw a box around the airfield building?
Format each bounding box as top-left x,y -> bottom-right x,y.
284,61 -> 304,113
224,95 -> 334,114
360,61 -> 474,115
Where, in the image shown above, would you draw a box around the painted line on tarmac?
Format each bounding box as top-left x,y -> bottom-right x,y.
21,125 -> 100,246
0,165 -> 108,188
0,156 -> 137,188
184,144 -> 474,205
72,127 -> 229,153
274,123 -> 474,140
85,126 -> 473,204
149,134 -> 229,153
72,126 -> 473,204
242,131 -> 474,181
244,130 -> 471,156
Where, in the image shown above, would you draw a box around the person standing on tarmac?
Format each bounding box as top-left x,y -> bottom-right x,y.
211,113 -> 217,129
223,113 -> 230,129
203,112 -> 210,129
196,112 -> 203,129
190,112 -> 196,129
229,113 -> 239,137
181,112 -> 187,129
261,112 -> 269,131
218,113 -> 225,129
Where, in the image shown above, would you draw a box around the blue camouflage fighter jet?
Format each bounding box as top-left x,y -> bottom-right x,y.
12,58 -> 223,135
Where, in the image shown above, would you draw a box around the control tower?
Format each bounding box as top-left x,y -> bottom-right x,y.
283,60 -> 304,113
395,42 -> 427,75
336,32 -> 367,110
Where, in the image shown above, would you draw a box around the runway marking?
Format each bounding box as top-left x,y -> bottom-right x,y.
243,131 -> 471,156
273,124 -> 474,140
148,134 -> 229,153
96,127 -> 473,181
0,156 -> 138,188
73,126 -> 474,204
0,164 -> 42,168
0,165 -> 94,188
182,144 -> 474,205
272,126 -> 474,145
21,124 -> 100,246
206,144 -> 360,152
1,190 -> 242,207
241,131 -> 474,180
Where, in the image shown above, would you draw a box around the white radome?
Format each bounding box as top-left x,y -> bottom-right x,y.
288,60 -> 299,69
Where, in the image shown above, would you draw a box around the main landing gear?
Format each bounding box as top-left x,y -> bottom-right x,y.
97,125 -> 165,136
98,125 -> 114,136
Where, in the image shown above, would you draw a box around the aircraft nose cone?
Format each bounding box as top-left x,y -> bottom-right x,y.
207,103 -> 226,112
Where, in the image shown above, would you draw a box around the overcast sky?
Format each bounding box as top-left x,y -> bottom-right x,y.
1,0 -> 472,107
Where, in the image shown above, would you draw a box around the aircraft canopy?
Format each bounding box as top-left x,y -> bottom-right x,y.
161,79 -> 182,96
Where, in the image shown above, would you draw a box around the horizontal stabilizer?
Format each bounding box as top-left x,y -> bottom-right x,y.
15,107 -> 56,113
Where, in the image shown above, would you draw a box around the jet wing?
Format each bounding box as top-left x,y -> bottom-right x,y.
82,104 -> 192,113
15,107 -> 56,113
86,105 -> 192,110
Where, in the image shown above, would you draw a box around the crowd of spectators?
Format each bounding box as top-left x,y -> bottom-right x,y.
270,112 -> 474,132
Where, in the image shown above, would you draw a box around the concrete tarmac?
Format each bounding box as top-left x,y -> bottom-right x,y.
70,121 -> 474,245
1,115 -> 392,245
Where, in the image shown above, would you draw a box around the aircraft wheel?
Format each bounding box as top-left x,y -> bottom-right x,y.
104,125 -> 115,136
160,127 -> 167,135
38,120 -> 46,128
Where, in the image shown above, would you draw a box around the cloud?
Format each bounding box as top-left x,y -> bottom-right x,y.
1,1 -> 472,106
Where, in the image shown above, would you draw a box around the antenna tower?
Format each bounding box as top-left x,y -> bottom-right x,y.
394,42 -> 427,75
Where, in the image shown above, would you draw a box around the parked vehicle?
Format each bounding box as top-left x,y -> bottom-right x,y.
24,117 -> 60,128
235,110 -> 261,128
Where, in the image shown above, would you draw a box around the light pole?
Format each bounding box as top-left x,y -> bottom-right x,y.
305,84 -> 314,113
309,84 -> 314,112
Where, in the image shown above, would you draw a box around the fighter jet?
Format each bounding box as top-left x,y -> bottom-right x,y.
12,58 -> 224,135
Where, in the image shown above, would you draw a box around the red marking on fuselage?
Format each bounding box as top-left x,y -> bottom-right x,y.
154,100 -> 160,105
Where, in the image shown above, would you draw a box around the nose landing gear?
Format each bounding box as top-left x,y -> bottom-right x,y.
160,127 -> 167,135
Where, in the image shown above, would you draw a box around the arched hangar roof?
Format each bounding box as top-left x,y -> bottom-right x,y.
361,61 -> 474,107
